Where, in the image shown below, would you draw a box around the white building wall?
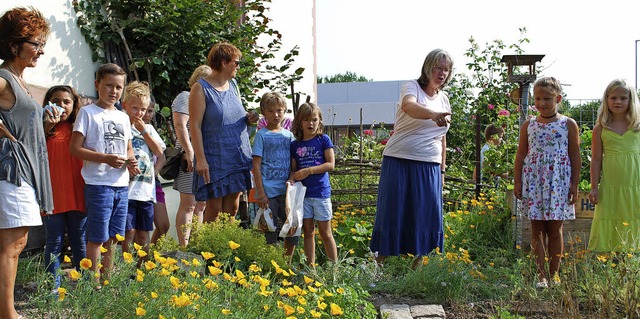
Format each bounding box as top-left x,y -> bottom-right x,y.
318,80 -> 403,126
0,0 -> 98,97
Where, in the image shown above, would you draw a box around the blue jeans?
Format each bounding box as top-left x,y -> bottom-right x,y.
43,211 -> 87,288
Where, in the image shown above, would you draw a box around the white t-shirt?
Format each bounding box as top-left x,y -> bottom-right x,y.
129,124 -> 166,202
383,80 -> 451,163
73,104 -> 132,187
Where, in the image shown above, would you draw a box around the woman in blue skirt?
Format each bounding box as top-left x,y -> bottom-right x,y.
370,49 -> 453,268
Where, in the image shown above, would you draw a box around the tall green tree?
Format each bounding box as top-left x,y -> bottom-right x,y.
317,71 -> 371,83
73,0 -> 304,108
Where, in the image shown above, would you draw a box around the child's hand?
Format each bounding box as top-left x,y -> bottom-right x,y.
513,182 -> 523,199
106,154 -> 126,168
44,105 -> 62,124
257,194 -> 269,209
568,186 -> 578,205
132,117 -> 146,133
588,189 -> 599,204
126,156 -> 141,176
291,167 -> 312,181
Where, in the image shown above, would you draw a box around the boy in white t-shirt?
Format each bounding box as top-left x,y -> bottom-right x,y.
120,82 -> 166,263
70,63 -> 138,280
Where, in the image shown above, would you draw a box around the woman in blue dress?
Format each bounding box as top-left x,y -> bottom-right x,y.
370,49 -> 453,268
189,42 -> 258,223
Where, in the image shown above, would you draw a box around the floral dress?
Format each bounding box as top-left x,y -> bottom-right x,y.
519,116 -> 575,221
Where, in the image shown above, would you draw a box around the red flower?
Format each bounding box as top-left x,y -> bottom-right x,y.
363,130 -> 374,136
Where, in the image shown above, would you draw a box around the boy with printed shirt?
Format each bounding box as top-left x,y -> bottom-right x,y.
70,63 -> 138,279
120,81 -> 166,262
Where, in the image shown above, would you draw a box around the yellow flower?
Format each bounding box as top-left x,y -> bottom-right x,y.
115,234 -> 125,242
137,249 -> 148,258
258,286 -> 273,297
69,269 -> 81,281
283,305 -> 295,316
103,279 -> 109,286
323,289 -> 334,297
304,276 -> 314,284
317,301 -> 327,310
310,310 -> 322,318
597,255 -> 608,263
123,252 -> 134,263
336,287 -> 345,294
136,307 -> 146,316
297,306 -> 305,314
160,268 -> 171,276
171,293 -> 192,307
159,315 -> 165,319
190,271 -> 199,278
297,296 -> 307,305
151,291 -> 158,299
100,245 -> 108,253
208,266 -> 223,276
330,303 -> 344,316
263,305 -> 270,311
57,287 -> 67,301
623,221 -> 630,227
234,256 -> 241,262
192,258 -> 201,266
170,276 -> 181,288
133,242 -> 142,250
63,255 -> 71,263
221,309 -> 232,315
145,260 -> 157,270
249,264 -> 262,272
201,251 -> 215,260
228,241 -> 240,250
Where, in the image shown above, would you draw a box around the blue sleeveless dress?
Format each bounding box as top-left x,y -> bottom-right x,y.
193,79 -> 252,201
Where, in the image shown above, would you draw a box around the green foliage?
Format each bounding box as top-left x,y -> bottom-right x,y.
186,214 -> 287,270
317,71 -> 371,83
566,100 -> 600,129
73,0 -> 303,107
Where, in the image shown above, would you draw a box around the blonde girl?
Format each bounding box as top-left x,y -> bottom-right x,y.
514,77 -> 581,288
588,79 -> 640,252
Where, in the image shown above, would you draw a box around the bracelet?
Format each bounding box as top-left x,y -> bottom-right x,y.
441,170 -> 446,174
140,128 -> 148,135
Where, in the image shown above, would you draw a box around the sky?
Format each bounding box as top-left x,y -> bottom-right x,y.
316,0 -> 640,103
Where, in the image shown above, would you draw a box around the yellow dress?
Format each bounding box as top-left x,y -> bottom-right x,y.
588,129 -> 640,252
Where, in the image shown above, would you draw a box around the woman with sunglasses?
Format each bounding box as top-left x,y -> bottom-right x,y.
0,6 -> 54,319
189,42 -> 258,223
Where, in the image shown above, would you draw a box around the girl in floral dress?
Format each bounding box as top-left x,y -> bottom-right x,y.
514,77 -> 581,288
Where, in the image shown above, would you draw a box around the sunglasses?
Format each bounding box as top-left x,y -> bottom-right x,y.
230,60 -> 240,67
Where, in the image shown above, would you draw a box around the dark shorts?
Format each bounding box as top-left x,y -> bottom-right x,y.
265,194 -> 300,246
155,182 -> 166,204
85,185 -> 128,243
126,200 -> 155,232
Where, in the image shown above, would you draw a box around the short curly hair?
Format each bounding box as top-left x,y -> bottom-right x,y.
0,6 -> 50,61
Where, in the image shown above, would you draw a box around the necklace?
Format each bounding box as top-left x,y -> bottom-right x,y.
5,65 -> 32,97
540,112 -> 557,119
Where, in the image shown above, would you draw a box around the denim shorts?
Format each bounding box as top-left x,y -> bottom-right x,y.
303,197 -> 333,221
85,184 -> 128,243
126,200 -> 155,232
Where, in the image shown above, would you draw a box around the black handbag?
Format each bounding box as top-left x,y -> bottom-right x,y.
159,147 -> 185,180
